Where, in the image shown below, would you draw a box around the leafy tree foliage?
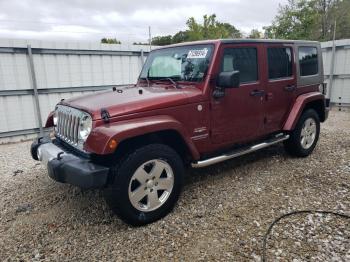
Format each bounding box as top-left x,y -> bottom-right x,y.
172,31 -> 190,43
248,29 -> 263,39
151,35 -> 172,46
264,0 -> 350,41
151,14 -> 242,46
101,38 -> 122,44
332,0 -> 350,40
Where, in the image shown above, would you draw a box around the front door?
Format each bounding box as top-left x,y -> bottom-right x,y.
210,44 -> 265,145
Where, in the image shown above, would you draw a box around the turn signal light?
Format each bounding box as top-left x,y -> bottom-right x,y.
108,139 -> 118,150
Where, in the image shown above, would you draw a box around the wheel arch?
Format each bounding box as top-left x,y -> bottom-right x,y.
113,129 -> 196,164
303,100 -> 326,122
283,92 -> 326,131
85,115 -> 200,161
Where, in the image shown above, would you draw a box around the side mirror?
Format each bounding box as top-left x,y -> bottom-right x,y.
216,70 -> 240,88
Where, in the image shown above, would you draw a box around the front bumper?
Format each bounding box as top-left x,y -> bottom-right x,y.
31,138 -> 109,189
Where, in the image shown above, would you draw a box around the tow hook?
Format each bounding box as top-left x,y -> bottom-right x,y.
57,152 -> 64,160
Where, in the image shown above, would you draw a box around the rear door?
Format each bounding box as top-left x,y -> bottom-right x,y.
263,44 -> 297,133
210,43 -> 265,145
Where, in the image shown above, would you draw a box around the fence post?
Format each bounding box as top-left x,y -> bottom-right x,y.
328,20 -> 337,102
140,49 -> 145,64
27,44 -> 43,137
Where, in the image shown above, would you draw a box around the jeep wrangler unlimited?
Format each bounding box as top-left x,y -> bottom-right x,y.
31,39 -> 329,226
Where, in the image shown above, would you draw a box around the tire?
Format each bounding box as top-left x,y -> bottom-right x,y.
284,109 -> 320,157
104,144 -> 184,226
30,140 -> 40,160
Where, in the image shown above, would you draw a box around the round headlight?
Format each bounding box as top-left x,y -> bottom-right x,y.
79,114 -> 92,141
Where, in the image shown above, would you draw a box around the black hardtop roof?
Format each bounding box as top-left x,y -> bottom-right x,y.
155,39 -> 320,49
220,38 -> 319,44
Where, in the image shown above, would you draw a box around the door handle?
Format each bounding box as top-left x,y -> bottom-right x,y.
284,85 -> 296,92
250,90 -> 265,97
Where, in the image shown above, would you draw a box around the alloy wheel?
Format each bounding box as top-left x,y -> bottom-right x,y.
300,117 -> 317,149
128,159 -> 174,212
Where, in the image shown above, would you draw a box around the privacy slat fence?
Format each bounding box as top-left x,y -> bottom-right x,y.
0,39 -> 150,143
0,39 -> 349,143
322,39 -> 350,108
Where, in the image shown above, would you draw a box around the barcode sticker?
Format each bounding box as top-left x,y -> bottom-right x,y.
187,48 -> 208,59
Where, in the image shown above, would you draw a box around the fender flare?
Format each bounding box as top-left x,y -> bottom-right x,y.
45,111 -> 54,128
283,92 -> 326,131
84,115 -> 200,159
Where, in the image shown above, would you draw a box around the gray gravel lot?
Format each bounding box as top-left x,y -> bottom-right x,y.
0,110 -> 349,261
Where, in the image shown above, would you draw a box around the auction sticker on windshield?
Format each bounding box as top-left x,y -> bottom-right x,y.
187,48 -> 208,59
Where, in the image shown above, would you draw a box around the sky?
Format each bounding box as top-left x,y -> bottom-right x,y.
0,0 -> 287,43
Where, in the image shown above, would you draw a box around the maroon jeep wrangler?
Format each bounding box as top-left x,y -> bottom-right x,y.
31,39 -> 329,226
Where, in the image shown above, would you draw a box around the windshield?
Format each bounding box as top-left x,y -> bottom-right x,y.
140,44 -> 214,82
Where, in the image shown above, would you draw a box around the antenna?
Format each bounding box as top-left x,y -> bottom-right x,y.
148,26 -> 152,51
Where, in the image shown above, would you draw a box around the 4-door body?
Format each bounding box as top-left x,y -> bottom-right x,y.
31,39 -> 328,225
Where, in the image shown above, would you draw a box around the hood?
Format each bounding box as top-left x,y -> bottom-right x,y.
60,85 -> 203,120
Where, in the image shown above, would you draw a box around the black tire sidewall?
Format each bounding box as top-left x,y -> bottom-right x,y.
290,109 -> 320,157
30,139 -> 40,160
105,144 -> 184,226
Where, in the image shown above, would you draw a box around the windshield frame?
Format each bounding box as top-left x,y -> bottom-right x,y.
138,44 -> 215,84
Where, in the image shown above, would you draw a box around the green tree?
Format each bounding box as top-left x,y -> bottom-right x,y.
101,38 -> 122,44
221,22 -> 242,38
187,14 -> 242,40
151,35 -> 172,46
330,0 -> 350,40
264,0 -> 319,40
264,0 -> 350,41
186,17 -> 203,41
248,29 -> 262,39
151,14 -> 242,46
172,31 -> 190,43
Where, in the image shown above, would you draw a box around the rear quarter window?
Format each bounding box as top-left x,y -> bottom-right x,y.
299,47 -> 318,76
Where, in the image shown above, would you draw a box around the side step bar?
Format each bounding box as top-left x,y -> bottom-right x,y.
191,134 -> 290,168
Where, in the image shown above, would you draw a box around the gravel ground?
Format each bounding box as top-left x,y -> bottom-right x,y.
0,110 -> 349,261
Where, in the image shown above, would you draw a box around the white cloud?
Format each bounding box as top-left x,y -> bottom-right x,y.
0,28 -> 89,40
0,0 -> 287,42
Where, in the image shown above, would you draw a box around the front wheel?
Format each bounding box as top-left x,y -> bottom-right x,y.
284,109 -> 320,157
104,144 -> 184,226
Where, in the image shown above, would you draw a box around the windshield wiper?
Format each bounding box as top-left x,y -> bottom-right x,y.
139,76 -> 151,87
165,77 -> 180,89
152,77 -> 181,89
145,76 -> 150,87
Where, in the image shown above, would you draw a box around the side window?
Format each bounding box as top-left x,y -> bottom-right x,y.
299,47 -> 318,76
268,47 -> 292,79
221,48 -> 258,84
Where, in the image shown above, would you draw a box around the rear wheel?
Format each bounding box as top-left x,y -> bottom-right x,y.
104,144 -> 184,226
284,109 -> 320,157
